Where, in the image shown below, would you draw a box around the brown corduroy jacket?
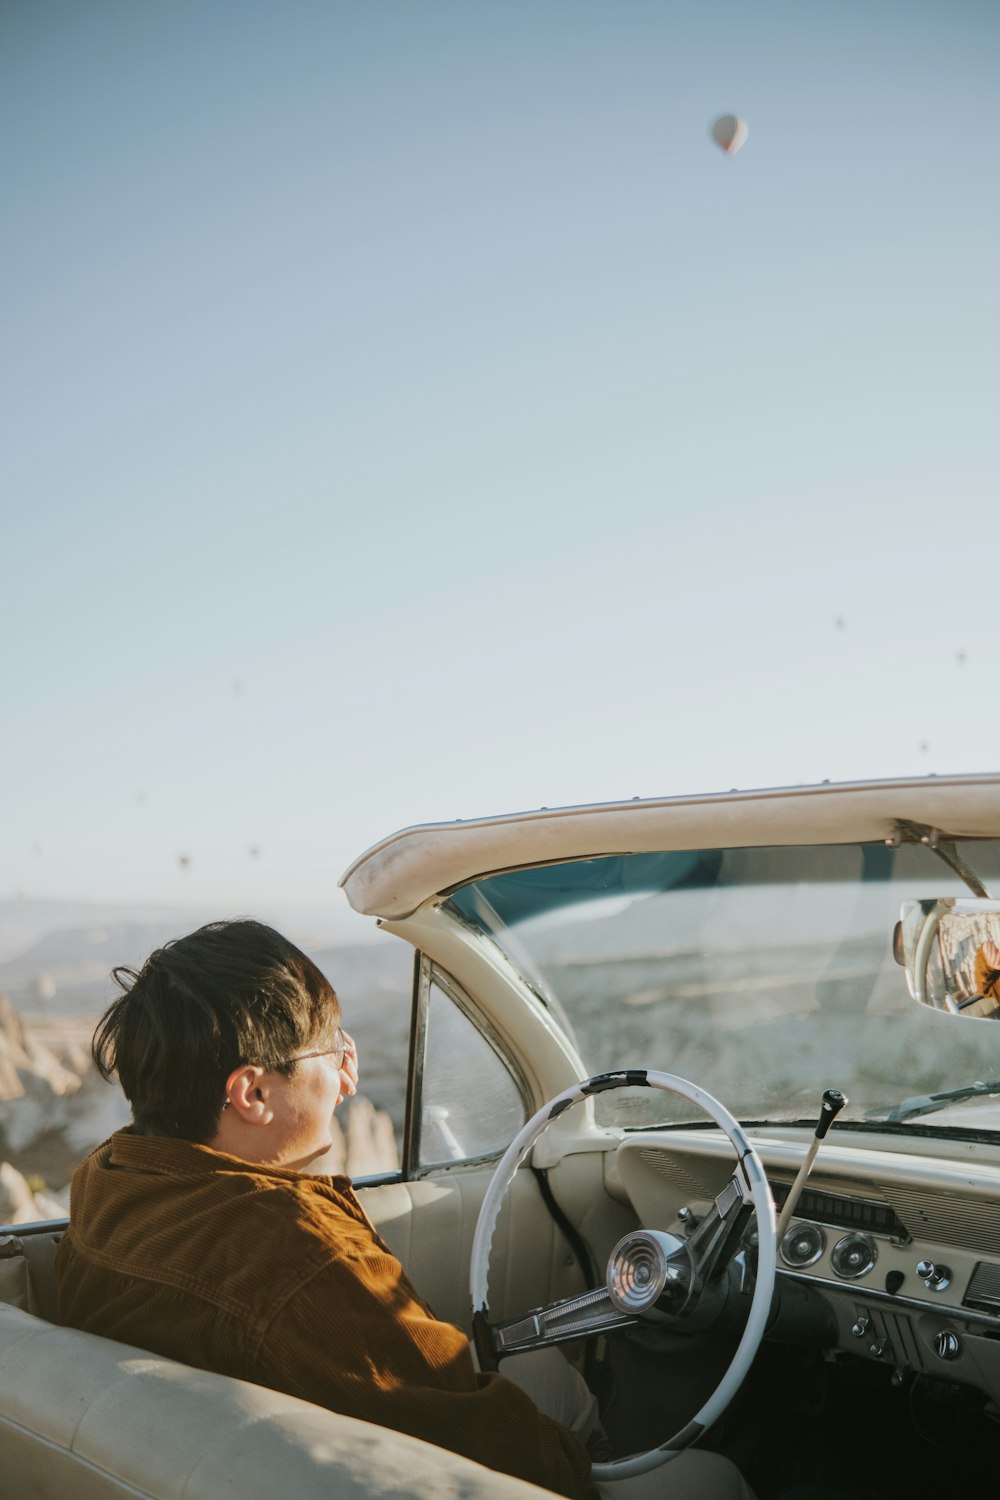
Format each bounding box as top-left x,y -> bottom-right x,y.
55,1130 -> 593,1500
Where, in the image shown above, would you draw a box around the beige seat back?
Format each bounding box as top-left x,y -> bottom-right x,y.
0,1227 -> 63,1319
0,1301 -> 552,1500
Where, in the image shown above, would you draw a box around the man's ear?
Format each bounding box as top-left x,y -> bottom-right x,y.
224,1065 -> 274,1125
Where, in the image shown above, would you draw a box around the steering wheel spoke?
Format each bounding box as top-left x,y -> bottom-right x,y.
481,1287 -> 635,1360
684,1170 -> 754,1288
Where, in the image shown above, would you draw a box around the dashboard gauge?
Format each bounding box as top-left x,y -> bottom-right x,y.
780,1221 -> 826,1268
831,1233 -> 877,1280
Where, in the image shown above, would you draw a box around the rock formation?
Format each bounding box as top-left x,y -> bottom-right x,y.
0,1161 -> 65,1224
308,1096 -> 400,1179
1,988 -> 399,1222
0,993 -> 82,1155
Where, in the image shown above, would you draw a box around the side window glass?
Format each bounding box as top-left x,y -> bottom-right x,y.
418,969 -> 526,1170
329,935 -> 414,1179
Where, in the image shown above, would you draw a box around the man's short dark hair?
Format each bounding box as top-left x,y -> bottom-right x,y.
92,919 -> 340,1142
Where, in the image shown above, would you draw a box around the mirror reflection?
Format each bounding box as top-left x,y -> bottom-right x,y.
899,899 -> 1000,1018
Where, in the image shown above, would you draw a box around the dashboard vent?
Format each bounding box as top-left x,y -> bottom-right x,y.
772,1183 -> 909,1241
634,1150 -> 730,1200
964,1262 -> 1000,1315
880,1187 -> 1000,1256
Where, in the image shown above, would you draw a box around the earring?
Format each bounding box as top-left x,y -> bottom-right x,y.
222,1099 -> 231,1111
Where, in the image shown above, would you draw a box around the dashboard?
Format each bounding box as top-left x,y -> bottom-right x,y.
609,1129 -> 1000,1403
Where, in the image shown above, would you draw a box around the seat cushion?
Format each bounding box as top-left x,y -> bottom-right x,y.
0,1236 -> 31,1312
0,1303 -> 554,1500
0,1228 -> 63,1319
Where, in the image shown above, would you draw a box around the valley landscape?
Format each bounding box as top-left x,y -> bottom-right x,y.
0,901 -> 414,1222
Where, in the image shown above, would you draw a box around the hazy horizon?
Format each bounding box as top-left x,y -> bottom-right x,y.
0,892 -> 386,970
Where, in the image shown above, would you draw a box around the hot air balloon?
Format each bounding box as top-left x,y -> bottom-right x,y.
710,115 -> 749,155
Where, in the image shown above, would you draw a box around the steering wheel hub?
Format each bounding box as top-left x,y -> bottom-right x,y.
607,1230 -> 691,1317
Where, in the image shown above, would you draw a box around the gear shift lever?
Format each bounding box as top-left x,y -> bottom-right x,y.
775,1089 -> 848,1242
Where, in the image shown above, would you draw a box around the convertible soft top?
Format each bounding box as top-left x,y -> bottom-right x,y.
339,774 -> 1000,920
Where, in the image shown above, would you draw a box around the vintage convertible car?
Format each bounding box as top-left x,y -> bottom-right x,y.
3,773 -> 1000,1497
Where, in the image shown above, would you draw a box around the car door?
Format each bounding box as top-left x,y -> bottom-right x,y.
355,956 -> 588,1331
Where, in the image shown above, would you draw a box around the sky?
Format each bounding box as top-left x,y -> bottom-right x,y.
3,0 -> 999,936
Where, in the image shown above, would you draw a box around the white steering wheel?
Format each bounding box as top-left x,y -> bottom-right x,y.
470,1070 -> 777,1480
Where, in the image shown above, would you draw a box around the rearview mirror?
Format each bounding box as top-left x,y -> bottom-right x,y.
898,899 -> 1000,1018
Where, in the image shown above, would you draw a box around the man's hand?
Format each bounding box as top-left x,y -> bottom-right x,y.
338,1030 -> 359,1107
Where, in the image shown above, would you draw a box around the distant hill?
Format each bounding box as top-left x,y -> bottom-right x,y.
0,923 -> 211,1016
0,922 -> 412,1199
0,966 -> 402,1208
0,896 -> 379,967
0,900 -> 395,1016
311,938 -> 414,1131
0,906 -> 415,1138
0,900 -> 213,965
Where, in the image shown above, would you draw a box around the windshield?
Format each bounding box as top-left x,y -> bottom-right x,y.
447,839 -> 1000,1132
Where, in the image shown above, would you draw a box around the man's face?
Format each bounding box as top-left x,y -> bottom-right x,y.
263,1027 -> 358,1170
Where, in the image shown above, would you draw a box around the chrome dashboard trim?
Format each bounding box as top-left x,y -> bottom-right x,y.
777,1266 -> 1000,1328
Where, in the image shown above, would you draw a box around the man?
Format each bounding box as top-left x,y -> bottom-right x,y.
56,919 -> 753,1500
974,938 -> 1000,1011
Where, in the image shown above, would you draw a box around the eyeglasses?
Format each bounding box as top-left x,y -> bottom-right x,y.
288,1028 -> 347,1069
221,1029 -> 348,1110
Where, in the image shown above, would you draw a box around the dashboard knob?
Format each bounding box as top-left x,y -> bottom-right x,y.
917,1261 -> 952,1291
934,1330 -> 961,1361
851,1315 -> 871,1338
869,1336 -> 890,1358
